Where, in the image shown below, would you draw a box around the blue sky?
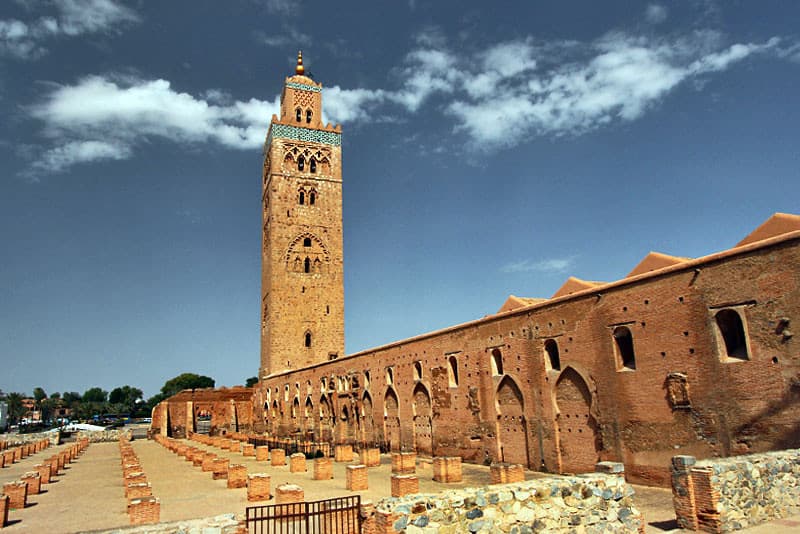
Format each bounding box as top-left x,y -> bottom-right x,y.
1,1 -> 799,398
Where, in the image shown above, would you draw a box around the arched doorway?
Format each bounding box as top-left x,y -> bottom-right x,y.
554,367 -> 599,473
412,383 -> 433,456
362,393 -> 375,443
319,395 -> 333,443
304,397 -> 314,437
495,376 -> 529,466
384,388 -> 401,451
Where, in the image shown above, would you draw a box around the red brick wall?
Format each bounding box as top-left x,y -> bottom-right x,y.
250,237 -> 799,486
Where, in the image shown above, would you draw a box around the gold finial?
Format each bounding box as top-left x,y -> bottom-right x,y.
295,51 -> 305,75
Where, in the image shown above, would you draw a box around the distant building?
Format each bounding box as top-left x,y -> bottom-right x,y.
152,56 -> 800,487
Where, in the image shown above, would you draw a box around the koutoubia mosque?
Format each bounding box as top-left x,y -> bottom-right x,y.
152,53 -> 800,488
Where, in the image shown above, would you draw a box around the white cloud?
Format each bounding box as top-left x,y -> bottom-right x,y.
0,0 -> 138,59
29,75 -> 281,173
645,4 -> 668,24
23,28 -> 791,174
442,32 -> 780,149
33,140 -> 131,173
323,86 -> 386,124
501,257 -> 575,274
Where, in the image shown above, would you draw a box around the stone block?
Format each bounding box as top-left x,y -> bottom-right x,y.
313,456 -> 333,480
255,446 -> 270,461
289,453 -> 307,473
20,472 -> 41,495
0,495 -> 7,528
490,462 -> 525,484
211,458 -> 230,480
3,482 -> 27,509
334,444 -> 353,462
125,482 -> 152,500
275,483 -> 304,504
228,464 -> 247,489
247,473 -> 271,502
346,464 -> 368,491
391,474 -> 419,497
433,456 -> 463,483
242,443 -> 255,456
35,464 -> 51,484
128,497 -> 160,525
391,452 -> 416,474
270,448 -> 286,467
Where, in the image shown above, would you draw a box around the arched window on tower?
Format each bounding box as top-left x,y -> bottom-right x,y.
304,331 -> 312,348
295,108 -> 302,122
309,158 -> 316,173
303,237 -> 311,247
544,339 -> 561,371
309,191 -> 316,205
715,309 -> 749,360
297,155 -> 305,171
299,191 -> 305,205
304,257 -> 310,273
306,109 -> 312,123
613,326 -> 636,370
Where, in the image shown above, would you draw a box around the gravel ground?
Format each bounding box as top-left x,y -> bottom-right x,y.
2,437 -> 798,533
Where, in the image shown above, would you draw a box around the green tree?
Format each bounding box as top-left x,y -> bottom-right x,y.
49,392 -> 61,400
62,391 -> 81,404
33,387 -> 47,404
159,373 -> 215,398
109,385 -> 143,414
82,387 -> 108,403
245,376 -> 259,388
5,392 -> 26,425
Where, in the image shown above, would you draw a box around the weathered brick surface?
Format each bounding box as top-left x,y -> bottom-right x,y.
247,474 -> 271,502
128,497 -> 160,525
313,457 -> 333,480
242,443 -> 255,457
390,475 -> 418,497
275,483 -> 304,504
228,464 -> 247,489
490,463 -> 525,484
125,482 -> 152,500
211,458 -> 230,480
346,464 -> 368,491
289,453 -> 306,473
0,495 -> 7,527
255,446 -> 269,461
433,456 -> 463,483
391,452 -> 416,474
335,445 -> 353,463
34,464 -> 51,484
3,482 -> 27,509
270,448 -> 286,467
20,472 -> 41,495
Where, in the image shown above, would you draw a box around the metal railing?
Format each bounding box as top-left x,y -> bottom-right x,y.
246,495 -> 361,534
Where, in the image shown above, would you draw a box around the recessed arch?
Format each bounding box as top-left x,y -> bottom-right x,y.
715,308 -> 749,360
544,339 -> 561,371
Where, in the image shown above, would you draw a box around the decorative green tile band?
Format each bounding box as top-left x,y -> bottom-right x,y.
268,124 -> 341,147
286,82 -> 321,93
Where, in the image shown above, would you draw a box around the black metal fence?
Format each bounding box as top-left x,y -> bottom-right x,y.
248,437 -> 332,458
246,495 -> 361,534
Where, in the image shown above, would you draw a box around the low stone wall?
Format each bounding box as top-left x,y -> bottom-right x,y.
671,449 -> 800,533
77,429 -> 132,443
92,513 -> 241,533
372,472 -> 644,533
1,430 -> 60,447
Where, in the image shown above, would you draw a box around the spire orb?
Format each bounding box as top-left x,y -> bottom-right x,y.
295,51 -> 305,75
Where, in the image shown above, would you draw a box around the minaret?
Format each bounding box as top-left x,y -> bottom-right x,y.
259,52 -> 344,379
